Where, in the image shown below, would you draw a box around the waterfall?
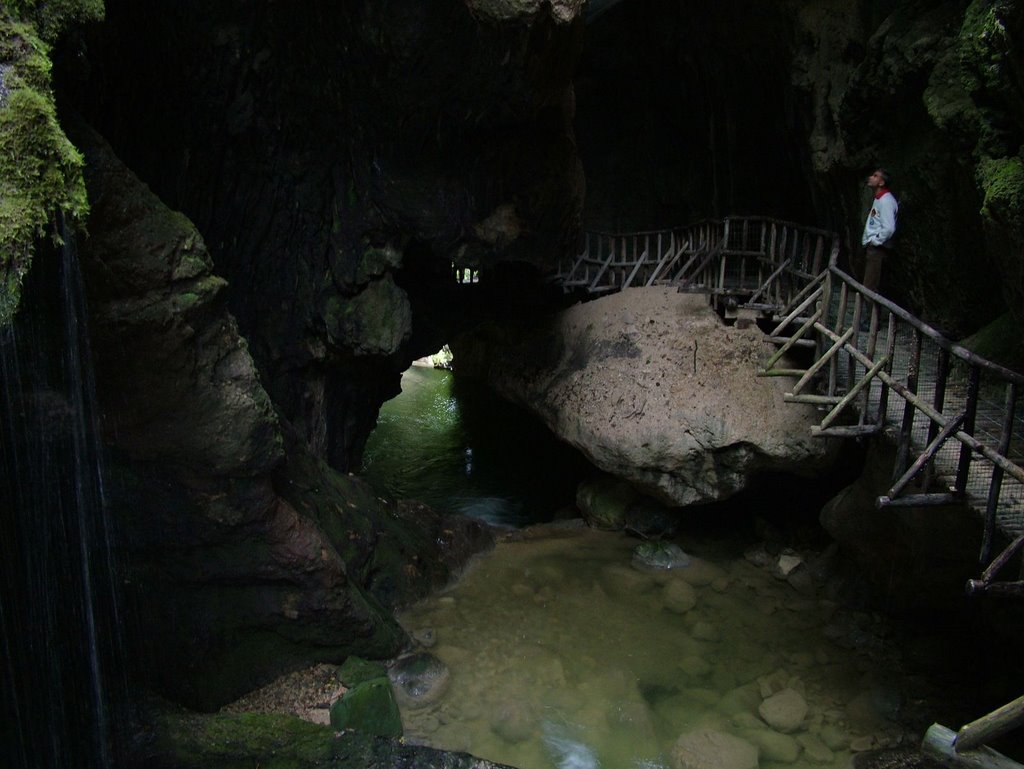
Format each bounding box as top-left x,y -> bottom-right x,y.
1,215 -> 127,769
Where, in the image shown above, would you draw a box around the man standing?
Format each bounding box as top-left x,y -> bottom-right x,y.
860,168 -> 898,292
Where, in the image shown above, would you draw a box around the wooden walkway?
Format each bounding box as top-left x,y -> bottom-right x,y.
555,217 -> 1024,596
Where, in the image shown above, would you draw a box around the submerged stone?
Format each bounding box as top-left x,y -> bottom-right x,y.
759,688 -> 808,733
633,541 -> 692,571
388,651 -> 451,709
671,727 -> 759,769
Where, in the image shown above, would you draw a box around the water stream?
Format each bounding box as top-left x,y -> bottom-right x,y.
397,527 -> 913,769
362,365 -> 591,527
364,363 -> 1019,769
0,225 -> 126,769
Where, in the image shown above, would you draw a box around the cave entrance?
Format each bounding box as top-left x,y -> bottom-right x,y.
360,354 -> 592,528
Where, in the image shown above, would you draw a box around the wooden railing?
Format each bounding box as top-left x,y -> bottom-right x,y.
761,266 -> 1024,596
557,217 -> 839,321
556,216 -> 1024,596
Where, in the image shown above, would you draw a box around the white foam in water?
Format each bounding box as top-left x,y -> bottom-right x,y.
542,721 -> 600,769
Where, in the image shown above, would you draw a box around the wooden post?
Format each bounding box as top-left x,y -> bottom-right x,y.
981,382 -> 1018,565
923,723 -> 1024,769
876,311 -> 897,426
894,328 -> 922,485
923,348 -> 951,490
956,696 -> 1024,753
955,366 -> 981,495
830,282 -> 849,398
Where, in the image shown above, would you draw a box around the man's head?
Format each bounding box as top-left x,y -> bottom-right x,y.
867,168 -> 891,190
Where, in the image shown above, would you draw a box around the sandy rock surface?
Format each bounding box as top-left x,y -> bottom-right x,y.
472,287 -> 837,505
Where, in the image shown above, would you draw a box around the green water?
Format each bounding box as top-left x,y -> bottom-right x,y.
362,366 -> 590,527
363,363 -> 1012,769
397,526 -> 953,769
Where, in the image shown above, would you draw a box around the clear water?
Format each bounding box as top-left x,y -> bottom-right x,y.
363,359 -> 1021,769
362,365 -> 591,527
396,527 -> 921,769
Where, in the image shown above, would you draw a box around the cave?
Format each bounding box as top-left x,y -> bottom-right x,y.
3,1 -> 1024,767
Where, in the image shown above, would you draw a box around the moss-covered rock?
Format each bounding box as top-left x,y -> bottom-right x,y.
322,274 -> 412,356
329,677 -> 402,738
3,0 -> 103,43
0,11 -> 93,325
575,476 -> 639,530
978,154 -> 1024,240
337,656 -> 388,687
142,709 -> 516,769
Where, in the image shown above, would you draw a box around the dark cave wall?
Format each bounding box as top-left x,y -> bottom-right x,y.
576,0 -> 817,231
577,0 -> 1023,340
66,0 -> 585,471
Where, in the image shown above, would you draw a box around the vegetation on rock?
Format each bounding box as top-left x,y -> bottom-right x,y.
0,2 -> 101,325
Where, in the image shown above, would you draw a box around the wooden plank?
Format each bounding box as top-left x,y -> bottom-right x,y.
980,534 -> 1024,583
766,337 -> 816,348
922,723 -> 1024,769
811,424 -> 884,437
785,394 -> 844,405
769,270 -> 827,337
623,246 -> 651,288
747,258 -> 791,304
791,326 -> 855,396
885,411 -> 966,501
876,492 -> 959,507
982,383 -> 1019,565
957,697 -> 1024,753
588,249 -> 617,292
763,308 -> 822,371
818,354 -> 890,430
965,580 -> 1024,597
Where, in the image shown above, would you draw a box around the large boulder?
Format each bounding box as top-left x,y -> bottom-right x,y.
457,288 -> 839,506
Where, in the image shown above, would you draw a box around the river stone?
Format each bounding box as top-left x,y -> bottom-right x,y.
679,655 -> 711,677
671,727 -> 759,769
817,724 -> 850,751
624,498 -> 680,538
576,477 -> 639,530
759,688 -> 807,733
388,652 -> 450,709
738,727 -> 801,763
798,733 -> 835,763
663,579 -> 698,613
600,563 -> 655,597
329,677 -> 402,737
691,621 -> 720,642
678,557 -> 726,586
491,700 -> 535,744
633,541 -> 692,570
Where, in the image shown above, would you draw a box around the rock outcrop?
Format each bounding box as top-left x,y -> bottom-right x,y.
456,287 -> 839,506
73,123 -> 495,710
67,0 -> 586,470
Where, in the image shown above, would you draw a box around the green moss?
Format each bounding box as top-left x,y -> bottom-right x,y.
959,312 -> 1024,374
337,656 -> 388,687
977,155 -> 1024,238
329,677 -> 403,738
153,710 -> 358,769
3,0 -> 104,43
0,12 -> 93,324
959,0 -> 1010,93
